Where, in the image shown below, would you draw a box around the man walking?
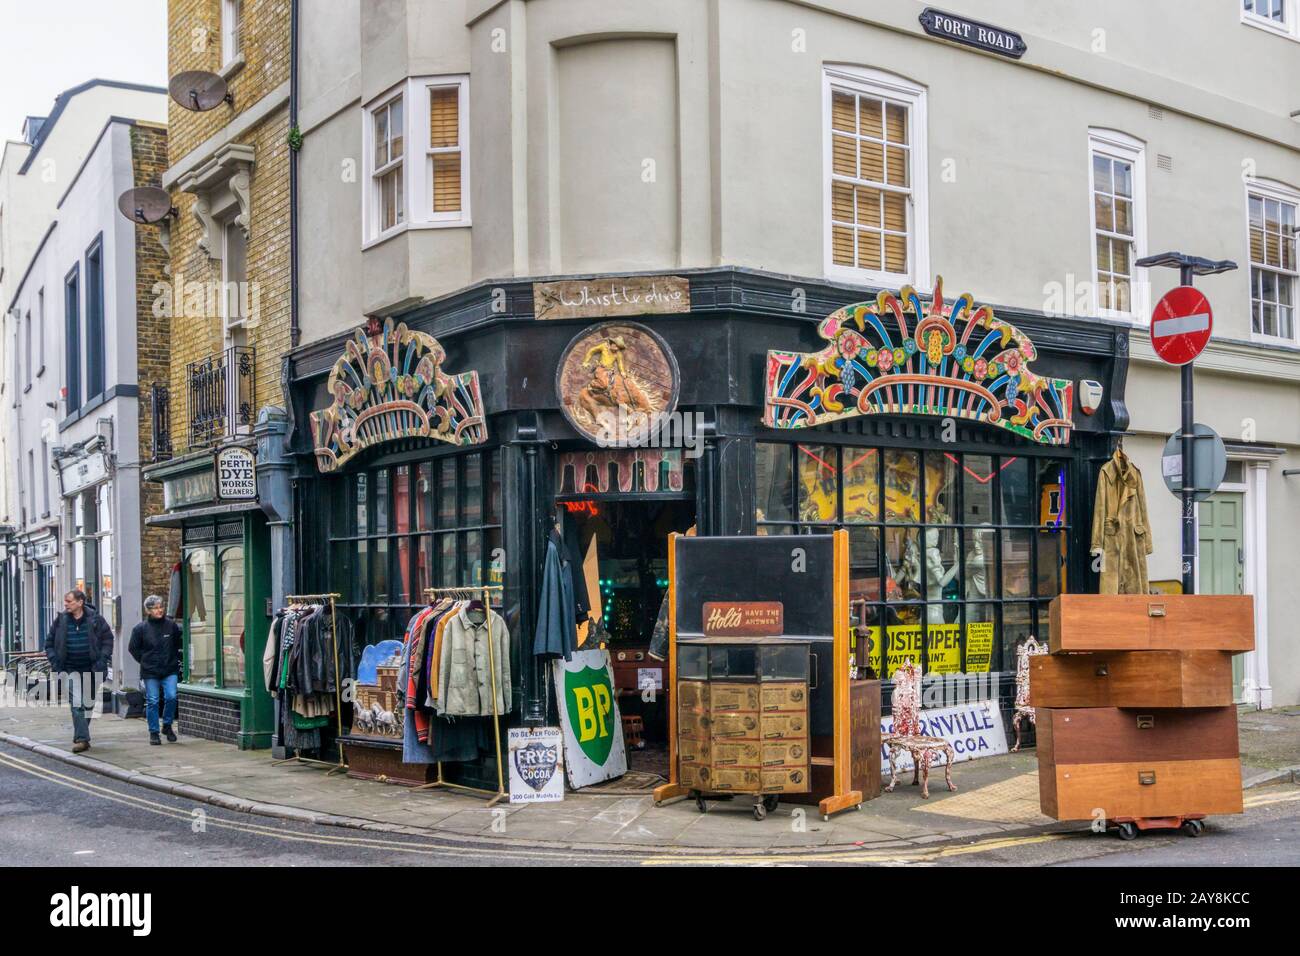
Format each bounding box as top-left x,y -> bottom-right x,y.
129,595 -> 183,745
44,589 -> 115,753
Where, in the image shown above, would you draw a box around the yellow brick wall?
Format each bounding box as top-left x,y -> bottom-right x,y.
130,122 -> 182,597
165,0 -> 292,453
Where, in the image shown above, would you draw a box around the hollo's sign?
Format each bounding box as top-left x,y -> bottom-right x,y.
702,601 -> 784,637
919,8 -> 1027,59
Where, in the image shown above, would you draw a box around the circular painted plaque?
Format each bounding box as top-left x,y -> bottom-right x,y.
555,322 -> 680,445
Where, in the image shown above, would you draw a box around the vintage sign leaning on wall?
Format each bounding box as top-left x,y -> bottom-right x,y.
310,317 -> 488,473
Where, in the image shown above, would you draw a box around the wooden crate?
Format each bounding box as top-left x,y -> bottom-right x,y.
1037,707 -> 1240,764
1039,758 -> 1243,820
1048,594 -> 1254,653
1028,650 -> 1232,708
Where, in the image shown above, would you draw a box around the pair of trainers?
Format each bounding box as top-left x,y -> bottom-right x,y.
149,724 -> 178,746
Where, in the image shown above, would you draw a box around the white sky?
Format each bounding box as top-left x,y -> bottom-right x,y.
0,0 -> 168,142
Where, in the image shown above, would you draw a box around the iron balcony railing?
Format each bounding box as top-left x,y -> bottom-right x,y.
187,346 -> 255,449
150,383 -> 173,463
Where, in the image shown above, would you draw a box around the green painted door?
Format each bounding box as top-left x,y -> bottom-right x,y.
1199,492 -> 1245,701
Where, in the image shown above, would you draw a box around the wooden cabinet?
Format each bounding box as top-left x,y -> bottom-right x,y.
1048,594 -> 1254,653
1028,650 -> 1232,708
1033,595 -> 1249,826
676,638 -> 811,796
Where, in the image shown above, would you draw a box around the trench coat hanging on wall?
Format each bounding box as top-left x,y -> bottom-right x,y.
1090,449 -> 1153,595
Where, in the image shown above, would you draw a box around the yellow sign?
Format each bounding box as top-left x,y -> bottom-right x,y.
965,621 -> 995,673
859,621 -> 996,676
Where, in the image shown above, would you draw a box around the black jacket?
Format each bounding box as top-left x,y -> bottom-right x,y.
129,617 -> 184,680
44,608 -> 115,675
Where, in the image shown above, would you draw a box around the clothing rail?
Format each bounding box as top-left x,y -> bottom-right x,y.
272,592 -> 347,775
413,585 -> 507,807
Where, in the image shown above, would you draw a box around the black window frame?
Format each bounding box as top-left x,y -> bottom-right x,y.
64,263 -> 81,411
85,234 -> 105,399
755,440 -> 1070,677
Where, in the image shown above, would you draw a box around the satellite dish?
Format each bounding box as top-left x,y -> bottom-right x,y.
117,186 -> 176,224
169,70 -> 233,111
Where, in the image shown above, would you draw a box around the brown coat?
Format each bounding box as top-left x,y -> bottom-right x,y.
1091,450 -> 1153,595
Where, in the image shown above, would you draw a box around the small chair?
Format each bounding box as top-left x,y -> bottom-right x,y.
883,659 -> 956,799
1010,636 -> 1047,752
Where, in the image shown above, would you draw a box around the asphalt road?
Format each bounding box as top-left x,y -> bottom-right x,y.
2,741 -> 1298,867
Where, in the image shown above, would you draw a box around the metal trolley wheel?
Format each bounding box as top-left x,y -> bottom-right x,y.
1116,822 -> 1139,841
691,790 -> 707,814
1181,819 -> 1205,837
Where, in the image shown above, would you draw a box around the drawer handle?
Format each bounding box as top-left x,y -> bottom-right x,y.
1148,604 -> 1167,617
1136,715 -> 1155,729
1138,771 -> 1156,786
1095,663 -> 1109,677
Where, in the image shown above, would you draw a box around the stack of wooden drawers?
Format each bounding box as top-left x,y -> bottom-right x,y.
1030,594 -> 1254,822
678,679 -> 811,795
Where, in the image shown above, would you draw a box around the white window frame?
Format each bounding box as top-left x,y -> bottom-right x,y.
1244,176 -> 1300,346
220,215 -> 248,338
362,75 -> 471,248
1087,129 -> 1148,322
221,0 -> 244,68
1241,0 -> 1300,41
822,65 -> 929,289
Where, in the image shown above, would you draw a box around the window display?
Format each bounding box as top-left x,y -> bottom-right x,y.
756,441 -> 1068,676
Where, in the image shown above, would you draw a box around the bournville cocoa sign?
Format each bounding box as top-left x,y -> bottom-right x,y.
918,8 -> 1027,59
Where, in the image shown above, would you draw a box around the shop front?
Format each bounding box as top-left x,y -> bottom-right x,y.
288,268 -> 1128,784
143,446 -> 274,749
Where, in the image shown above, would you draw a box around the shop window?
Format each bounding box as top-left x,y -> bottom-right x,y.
1088,129 -> 1147,319
185,549 -> 217,686
756,441 -> 1069,678
219,546 -> 245,688
825,65 -> 928,287
323,448 -> 503,649
1247,181 -> 1298,342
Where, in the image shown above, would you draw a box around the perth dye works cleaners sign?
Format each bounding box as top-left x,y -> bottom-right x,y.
215,446 -> 257,501
508,727 -> 565,803
552,649 -> 628,788
702,601 -> 784,637
880,700 -> 1009,771
918,8 -> 1027,59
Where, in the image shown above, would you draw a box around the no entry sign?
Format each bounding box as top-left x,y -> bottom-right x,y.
1150,286 -> 1213,365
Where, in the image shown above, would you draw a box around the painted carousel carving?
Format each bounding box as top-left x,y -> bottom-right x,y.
763,278 -> 1074,446
310,318 -> 487,473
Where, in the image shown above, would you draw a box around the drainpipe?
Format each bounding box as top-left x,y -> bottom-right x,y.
288,0 -> 300,349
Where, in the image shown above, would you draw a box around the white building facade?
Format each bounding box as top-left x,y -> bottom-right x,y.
2,81 -> 166,683
290,1 -> 1300,708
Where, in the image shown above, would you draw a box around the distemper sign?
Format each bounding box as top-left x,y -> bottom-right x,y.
880,699 -> 1008,771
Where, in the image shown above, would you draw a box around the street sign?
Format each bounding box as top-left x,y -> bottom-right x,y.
1161,423 -> 1226,502
1150,286 -> 1213,366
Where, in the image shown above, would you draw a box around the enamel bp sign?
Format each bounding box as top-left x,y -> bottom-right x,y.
552,649 -> 628,788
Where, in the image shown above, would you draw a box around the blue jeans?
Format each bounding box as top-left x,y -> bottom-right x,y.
143,675 -> 178,735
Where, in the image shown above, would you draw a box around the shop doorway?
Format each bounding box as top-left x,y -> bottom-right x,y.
1198,491 -> 1246,702
564,498 -> 695,780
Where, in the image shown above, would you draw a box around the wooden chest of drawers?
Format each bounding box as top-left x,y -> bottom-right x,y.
1028,650 -> 1233,709
1048,594 -> 1254,653
1037,708 -> 1243,820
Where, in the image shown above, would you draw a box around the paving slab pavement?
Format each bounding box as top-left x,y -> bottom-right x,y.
1,701 -> 1293,854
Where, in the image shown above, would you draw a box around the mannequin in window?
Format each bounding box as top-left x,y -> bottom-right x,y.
925,528 -> 959,624
965,530 -> 990,600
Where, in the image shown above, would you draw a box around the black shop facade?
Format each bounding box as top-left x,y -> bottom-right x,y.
286,268 -> 1129,786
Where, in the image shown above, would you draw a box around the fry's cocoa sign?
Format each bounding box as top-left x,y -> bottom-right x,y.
702,602 -> 784,637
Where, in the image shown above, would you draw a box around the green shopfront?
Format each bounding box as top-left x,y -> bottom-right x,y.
143,449 -> 274,749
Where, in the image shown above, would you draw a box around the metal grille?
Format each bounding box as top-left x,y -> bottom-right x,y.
150,384 -> 173,462
187,346 -> 255,449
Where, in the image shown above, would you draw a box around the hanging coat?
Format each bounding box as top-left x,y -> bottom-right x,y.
1091,449 -> 1153,595
533,529 -> 577,660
